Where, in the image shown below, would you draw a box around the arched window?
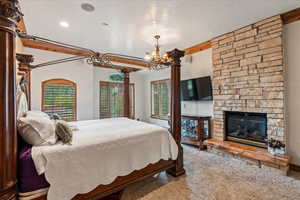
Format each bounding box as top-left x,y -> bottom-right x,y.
42,79 -> 77,121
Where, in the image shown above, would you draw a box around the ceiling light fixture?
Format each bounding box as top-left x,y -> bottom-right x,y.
59,21 -> 69,28
144,35 -> 172,70
81,3 -> 95,12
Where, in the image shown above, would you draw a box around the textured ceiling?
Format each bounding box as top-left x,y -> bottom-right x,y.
21,0 -> 300,58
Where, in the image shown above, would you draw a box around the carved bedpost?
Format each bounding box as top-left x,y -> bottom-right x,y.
122,70 -> 130,118
166,48 -> 185,177
0,0 -> 22,199
16,53 -> 34,110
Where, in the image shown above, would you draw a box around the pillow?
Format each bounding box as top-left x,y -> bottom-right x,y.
55,120 -> 73,144
25,111 -> 50,119
50,113 -> 62,120
17,116 -> 57,146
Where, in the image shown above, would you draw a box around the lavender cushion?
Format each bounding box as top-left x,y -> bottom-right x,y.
18,141 -> 50,193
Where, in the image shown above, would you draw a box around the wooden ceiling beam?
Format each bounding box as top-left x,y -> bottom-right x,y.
281,7 -> 300,25
21,38 -> 150,68
93,62 -> 141,72
108,56 -> 149,68
21,38 -> 91,56
184,40 -> 212,55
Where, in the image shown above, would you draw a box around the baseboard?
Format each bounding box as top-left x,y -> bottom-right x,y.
290,164 -> 300,172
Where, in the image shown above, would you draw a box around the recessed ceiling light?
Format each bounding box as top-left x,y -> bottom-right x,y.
60,21 -> 69,28
81,3 -> 95,12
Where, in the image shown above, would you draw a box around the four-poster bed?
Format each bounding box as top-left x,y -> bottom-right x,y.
0,1 -> 185,200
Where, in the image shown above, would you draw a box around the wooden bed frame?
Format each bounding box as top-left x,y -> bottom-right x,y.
0,1 -> 185,200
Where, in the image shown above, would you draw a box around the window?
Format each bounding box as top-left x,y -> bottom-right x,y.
151,79 -> 170,120
42,79 -> 77,121
99,81 -> 135,119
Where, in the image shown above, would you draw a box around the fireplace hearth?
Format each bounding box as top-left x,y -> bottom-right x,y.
225,111 -> 267,148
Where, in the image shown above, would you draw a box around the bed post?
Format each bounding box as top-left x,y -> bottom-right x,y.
16,53 -> 34,110
167,48 -> 185,177
122,70 -> 130,118
0,0 -> 22,199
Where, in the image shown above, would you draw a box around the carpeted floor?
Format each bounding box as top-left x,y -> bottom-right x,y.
123,145 -> 300,200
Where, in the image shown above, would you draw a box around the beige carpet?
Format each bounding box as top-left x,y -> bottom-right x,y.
123,145 -> 300,200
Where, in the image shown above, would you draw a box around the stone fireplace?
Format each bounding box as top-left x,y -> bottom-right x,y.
225,111 -> 267,148
211,15 -> 286,151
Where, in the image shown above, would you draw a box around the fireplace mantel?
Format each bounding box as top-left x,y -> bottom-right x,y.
204,138 -> 291,175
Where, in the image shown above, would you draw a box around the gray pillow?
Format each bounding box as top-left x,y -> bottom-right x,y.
55,120 -> 73,144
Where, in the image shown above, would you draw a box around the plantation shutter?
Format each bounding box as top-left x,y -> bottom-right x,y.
42,79 -> 76,121
99,82 -> 134,119
99,83 -> 111,118
151,79 -> 170,119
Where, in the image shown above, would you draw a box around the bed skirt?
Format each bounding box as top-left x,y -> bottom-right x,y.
19,188 -> 49,200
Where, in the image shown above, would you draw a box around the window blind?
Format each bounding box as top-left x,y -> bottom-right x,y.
151,79 -> 170,119
99,81 -> 135,119
42,79 -> 76,121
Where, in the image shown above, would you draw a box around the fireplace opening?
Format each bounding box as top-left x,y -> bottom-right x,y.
225,111 -> 267,148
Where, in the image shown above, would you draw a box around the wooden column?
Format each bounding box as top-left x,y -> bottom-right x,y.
0,0 -> 22,199
122,70 -> 130,118
16,53 -> 34,110
166,49 -> 185,177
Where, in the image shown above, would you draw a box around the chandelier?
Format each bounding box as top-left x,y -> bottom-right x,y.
144,35 -> 172,70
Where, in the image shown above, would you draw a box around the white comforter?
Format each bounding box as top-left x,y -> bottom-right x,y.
31,118 -> 178,200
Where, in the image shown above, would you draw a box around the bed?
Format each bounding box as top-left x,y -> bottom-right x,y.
0,2 -> 185,199
19,118 -> 178,200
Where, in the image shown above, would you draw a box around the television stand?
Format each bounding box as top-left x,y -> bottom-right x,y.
181,115 -> 211,150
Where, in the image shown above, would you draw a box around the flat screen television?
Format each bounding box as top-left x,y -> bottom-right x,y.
181,76 -> 213,101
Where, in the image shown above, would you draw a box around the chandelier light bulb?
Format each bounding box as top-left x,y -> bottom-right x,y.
144,52 -> 152,61
152,51 -> 157,57
163,52 -> 168,58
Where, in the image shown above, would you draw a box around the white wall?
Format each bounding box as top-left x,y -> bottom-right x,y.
143,48 -> 214,127
284,21 -> 300,165
181,48 -> 214,116
93,67 -> 145,120
26,48 -> 94,121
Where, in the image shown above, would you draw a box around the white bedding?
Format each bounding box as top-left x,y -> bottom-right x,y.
31,118 -> 178,200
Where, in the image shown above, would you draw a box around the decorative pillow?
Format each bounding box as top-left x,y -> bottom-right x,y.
55,120 -> 73,144
25,111 -> 50,119
50,113 -> 62,120
17,116 -> 57,146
